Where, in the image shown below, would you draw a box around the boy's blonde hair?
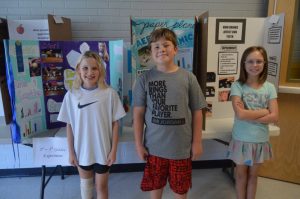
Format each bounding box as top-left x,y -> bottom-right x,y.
72,50 -> 108,89
148,28 -> 178,50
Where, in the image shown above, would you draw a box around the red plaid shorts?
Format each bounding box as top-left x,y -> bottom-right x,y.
141,154 -> 192,195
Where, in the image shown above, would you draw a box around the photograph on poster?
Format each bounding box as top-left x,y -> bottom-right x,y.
28,57 -> 41,77
207,72 -> 216,82
43,81 -> 65,96
175,48 -> 193,71
206,86 -> 215,97
41,49 -> 63,63
138,45 -> 154,68
268,26 -> 282,44
215,18 -> 246,44
218,52 -> 238,75
219,76 -> 234,88
42,65 -> 64,81
206,101 -> 212,117
218,90 -> 231,102
98,42 -> 110,69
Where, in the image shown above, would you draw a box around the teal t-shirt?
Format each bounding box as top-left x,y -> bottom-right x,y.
230,81 -> 277,143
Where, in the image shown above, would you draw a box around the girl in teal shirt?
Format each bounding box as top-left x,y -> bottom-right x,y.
228,46 -> 279,199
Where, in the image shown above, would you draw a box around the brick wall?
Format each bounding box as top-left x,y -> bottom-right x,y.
0,0 -> 268,41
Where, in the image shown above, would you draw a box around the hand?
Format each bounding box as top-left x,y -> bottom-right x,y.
262,108 -> 270,115
107,151 -> 116,166
136,145 -> 149,161
69,152 -> 78,167
191,142 -> 203,161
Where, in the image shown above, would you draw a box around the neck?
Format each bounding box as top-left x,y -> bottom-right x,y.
81,84 -> 98,90
156,63 -> 178,73
246,76 -> 262,88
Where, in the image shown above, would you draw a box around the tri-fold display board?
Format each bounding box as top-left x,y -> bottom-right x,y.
0,15 -> 72,126
4,40 -> 124,143
199,13 -> 284,119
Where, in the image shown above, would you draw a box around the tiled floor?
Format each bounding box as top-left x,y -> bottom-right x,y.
0,168 -> 299,199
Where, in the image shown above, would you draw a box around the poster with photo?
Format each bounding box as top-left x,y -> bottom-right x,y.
206,17 -> 266,119
39,41 -> 68,129
41,40 -> 118,129
4,40 -> 47,143
5,40 -> 123,143
131,18 -> 195,76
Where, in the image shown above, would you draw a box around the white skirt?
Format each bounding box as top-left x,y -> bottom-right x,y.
227,139 -> 273,166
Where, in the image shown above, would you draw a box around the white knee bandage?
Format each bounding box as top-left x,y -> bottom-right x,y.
80,178 -> 94,199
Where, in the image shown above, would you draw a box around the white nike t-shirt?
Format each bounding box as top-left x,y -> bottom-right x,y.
57,87 -> 126,166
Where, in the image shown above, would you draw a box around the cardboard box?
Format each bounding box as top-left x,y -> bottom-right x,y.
0,15 -> 72,125
48,14 -> 72,41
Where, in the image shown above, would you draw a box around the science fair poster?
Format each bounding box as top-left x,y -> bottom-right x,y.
4,40 -> 123,143
131,18 -> 195,76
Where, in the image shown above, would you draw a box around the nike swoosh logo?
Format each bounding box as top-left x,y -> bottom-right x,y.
78,101 -> 98,109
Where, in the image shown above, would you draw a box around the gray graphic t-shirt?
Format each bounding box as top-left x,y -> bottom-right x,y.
133,67 -> 207,159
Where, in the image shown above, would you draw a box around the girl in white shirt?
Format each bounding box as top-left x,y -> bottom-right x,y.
58,51 -> 126,199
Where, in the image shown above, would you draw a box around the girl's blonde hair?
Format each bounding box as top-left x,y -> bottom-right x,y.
99,42 -> 109,62
72,50 -> 108,89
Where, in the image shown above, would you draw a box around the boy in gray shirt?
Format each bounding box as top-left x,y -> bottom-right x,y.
133,28 -> 207,199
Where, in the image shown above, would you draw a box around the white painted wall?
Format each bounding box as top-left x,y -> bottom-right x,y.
0,0 -> 268,169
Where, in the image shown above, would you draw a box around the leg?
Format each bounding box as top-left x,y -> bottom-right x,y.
95,172 -> 109,199
235,164 -> 248,199
141,155 -> 169,199
169,158 -> 191,199
78,166 -> 94,199
150,188 -> 164,199
173,192 -> 187,199
246,163 -> 261,199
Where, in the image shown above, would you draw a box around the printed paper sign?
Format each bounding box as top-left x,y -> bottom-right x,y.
7,19 -> 50,40
33,137 -> 70,166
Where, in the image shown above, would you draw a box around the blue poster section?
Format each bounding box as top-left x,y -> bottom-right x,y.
4,40 -> 47,143
131,18 -> 195,76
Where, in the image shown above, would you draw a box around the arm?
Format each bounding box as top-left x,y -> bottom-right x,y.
231,96 -> 269,121
133,106 -> 148,161
255,98 -> 279,124
107,120 -> 119,166
191,109 -> 203,160
66,124 -> 78,167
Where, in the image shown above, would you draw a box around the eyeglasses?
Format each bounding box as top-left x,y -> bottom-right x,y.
245,60 -> 265,65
